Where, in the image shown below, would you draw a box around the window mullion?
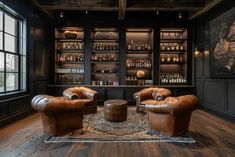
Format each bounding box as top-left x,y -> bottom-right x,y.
3,12 -> 6,92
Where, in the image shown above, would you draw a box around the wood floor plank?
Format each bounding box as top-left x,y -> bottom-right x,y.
0,109 -> 234,157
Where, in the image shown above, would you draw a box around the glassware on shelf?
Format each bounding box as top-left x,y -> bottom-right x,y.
126,58 -> 152,69
127,40 -> 151,51
160,73 -> 186,84
57,74 -> 83,84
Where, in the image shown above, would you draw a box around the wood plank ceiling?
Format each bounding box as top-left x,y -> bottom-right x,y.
29,0 -> 222,20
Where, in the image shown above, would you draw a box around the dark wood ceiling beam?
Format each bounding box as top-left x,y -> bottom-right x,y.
119,0 -> 126,20
29,0 -> 54,18
189,0 -> 222,20
40,6 -> 119,11
126,7 -> 203,12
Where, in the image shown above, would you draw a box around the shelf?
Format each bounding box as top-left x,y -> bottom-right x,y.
126,50 -> 152,54
56,61 -> 84,64
56,83 -> 84,85
92,50 -> 119,53
160,62 -> 186,64
126,67 -> 152,70
91,61 -> 119,64
56,50 -> 84,53
55,38 -> 84,42
160,39 -> 186,43
92,39 -> 119,42
55,72 -> 84,75
160,50 -> 186,53
91,72 -> 119,75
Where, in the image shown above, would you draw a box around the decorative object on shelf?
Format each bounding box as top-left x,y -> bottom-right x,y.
136,70 -> 145,79
64,30 -> 77,39
136,70 -> 145,85
94,31 -> 115,40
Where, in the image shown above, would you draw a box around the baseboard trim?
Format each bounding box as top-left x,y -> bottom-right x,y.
199,106 -> 235,122
0,108 -> 35,128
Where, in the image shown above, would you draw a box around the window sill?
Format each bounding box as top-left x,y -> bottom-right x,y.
0,91 -> 30,102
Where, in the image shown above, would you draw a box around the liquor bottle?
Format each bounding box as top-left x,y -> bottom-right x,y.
167,55 -> 171,62
126,58 -> 130,68
180,44 -> 184,50
148,43 -> 151,50
161,56 -> 165,63
179,55 -> 183,62
172,55 -> 176,62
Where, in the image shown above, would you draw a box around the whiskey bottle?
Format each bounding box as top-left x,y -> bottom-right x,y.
167,55 -> 171,62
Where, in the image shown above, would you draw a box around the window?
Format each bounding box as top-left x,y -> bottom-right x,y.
0,4 -> 26,94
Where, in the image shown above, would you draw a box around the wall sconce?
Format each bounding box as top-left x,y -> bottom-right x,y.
194,47 -> 202,57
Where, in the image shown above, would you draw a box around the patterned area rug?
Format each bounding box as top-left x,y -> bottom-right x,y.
45,107 -> 195,143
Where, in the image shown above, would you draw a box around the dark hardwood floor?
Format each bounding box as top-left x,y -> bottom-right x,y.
0,109 -> 234,157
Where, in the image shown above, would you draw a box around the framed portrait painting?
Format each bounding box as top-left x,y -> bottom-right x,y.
210,7 -> 235,78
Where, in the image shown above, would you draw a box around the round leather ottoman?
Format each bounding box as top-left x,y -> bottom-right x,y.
104,99 -> 127,122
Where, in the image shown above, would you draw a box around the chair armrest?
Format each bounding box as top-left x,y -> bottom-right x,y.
133,88 -> 153,102
63,90 -> 80,100
82,88 -> 99,100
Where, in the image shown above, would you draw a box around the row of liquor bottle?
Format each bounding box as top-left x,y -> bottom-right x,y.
57,74 -> 83,84
126,76 -> 138,81
160,54 -> 184,63
160,43 -> 185,51
93,43 -> 118,51
91,80 -> 119,86
92,67 -> 118,73
127,40 -> 151,51
56,68 -> 84,74
160,73 -> 187,84
126,58 -> 152,68
56,42 -> 84,50
160,32 -> 185,39
57,54 -> 84,62
91,53 -> 118,62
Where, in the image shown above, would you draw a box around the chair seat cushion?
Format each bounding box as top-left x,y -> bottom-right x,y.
141,99 -> 159,105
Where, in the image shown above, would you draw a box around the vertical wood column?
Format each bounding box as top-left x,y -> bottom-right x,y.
84,25 -> 91,85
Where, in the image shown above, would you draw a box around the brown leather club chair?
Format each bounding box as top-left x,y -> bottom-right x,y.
133,87 -> 172,113
31,94 -> 84,136
63,87 -> 99,114
145,94 -> 199,136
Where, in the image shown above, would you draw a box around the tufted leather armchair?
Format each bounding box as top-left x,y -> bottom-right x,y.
133,87 -> 172,113
145,94 -> 199,136
63,87 -> 99,114
31,95 -> 84,136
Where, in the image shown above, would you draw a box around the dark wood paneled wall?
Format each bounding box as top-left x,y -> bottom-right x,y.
194,0 -> 235,121
0,0 -> 51,127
